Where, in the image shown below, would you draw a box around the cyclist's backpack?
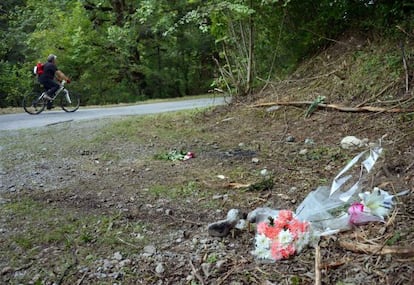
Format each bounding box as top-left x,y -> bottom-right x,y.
33,62 -> 44,77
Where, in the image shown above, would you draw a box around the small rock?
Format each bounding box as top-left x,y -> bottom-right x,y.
215,259 -> 226,269
266,105 -> 280,112
1,266 -> 13,275
285,135 -> 295,142
252,158 -> 259,163
201,263 -> 211,278
340,136 -> 366,149
113,252 -> 122,261
288,187 -> 297,194
260,169 -> 268,176
299,149 -> 308,155
143,245 -> 156,255
304,138 -> 314,145
118,259 -> 131,267
103,259 -> 113,270
155,263 -> 165,274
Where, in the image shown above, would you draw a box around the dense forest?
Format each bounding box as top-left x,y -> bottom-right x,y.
0,0 -> 413,107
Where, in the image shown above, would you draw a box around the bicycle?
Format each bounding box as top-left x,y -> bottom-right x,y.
22,80 -> 80,115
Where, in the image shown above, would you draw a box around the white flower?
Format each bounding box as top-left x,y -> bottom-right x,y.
253,234 -> 273,260
359,187 -> 394,218
252,246 -> 273,260
278,229 -> 294,246
255,234 -> 271,249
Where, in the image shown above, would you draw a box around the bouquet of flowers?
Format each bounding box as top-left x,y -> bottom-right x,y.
252,210 -> 311,261
250,145 -> 408,262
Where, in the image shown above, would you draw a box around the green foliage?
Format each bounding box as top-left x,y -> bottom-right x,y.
247,177 -> 274,192
386,231 -> 401,245
0,0 -> 413,106
154,149 -> 188,161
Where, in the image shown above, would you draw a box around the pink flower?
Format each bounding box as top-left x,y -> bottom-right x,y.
264,223 -> 281,239
280,244 -> 296,259
257,222 -> 268,235
270,242 -> 283,260
288,219 -> 309,238
348,202 -> 384,225
348,202 -> 364,215
278,210 -> 293,222
272,218 -> 286,231
348,202 -> 365,224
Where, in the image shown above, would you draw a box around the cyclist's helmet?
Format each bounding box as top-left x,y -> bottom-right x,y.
47,54 -> 57,62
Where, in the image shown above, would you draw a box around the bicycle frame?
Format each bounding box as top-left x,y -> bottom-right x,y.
45,80 -> 68,101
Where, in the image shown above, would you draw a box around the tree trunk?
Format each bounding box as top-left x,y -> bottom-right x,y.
246,0 -> 254,95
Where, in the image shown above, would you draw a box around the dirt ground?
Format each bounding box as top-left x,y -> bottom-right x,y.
1,36 -> 414,285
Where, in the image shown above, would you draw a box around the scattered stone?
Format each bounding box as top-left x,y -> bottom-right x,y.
113,252 -> 123,261
340,136 -> 367,149
304,138 -> 314,145
201,263 -> 211,278
143,245 -> 157,256
215,259 -> 226,269
155,263 -> 165,274
288,186 -> 298,194
260,169 -> 268,176
251,157 -> 260,163
285,135 -> 295,142
299,149 -> 308,155
266,105 -> 281,112
103,259 -> 113,270
1,266 -> 13,275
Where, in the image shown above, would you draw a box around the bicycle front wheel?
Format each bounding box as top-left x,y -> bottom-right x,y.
23,92 -> 46,115
61,91 -> 80,112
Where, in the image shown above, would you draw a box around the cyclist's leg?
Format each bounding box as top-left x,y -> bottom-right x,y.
39,79 -> 59,109
45,81 -> 59,97
39,79 -> 59,98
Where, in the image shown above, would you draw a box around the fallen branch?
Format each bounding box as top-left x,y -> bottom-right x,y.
251,101 -> 414,113
339,240 -> 414,257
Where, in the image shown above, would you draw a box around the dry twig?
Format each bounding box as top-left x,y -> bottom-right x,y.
339,240 -> 414,257
189,259 -> 205,285
315,245 -> 322,285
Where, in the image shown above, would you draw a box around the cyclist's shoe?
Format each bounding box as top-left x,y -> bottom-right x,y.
46,101 -> 54,110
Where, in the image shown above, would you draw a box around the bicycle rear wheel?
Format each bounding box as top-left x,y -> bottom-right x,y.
61,91 -> 80,112
23,92 -> 46,115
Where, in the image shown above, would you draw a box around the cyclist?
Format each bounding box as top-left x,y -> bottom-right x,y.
38,54 -> 70,109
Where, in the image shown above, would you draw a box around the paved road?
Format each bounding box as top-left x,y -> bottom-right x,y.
0,97 -> 228,131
